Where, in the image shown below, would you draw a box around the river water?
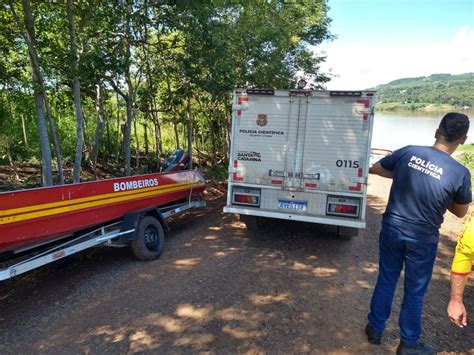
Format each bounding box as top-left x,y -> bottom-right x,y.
371,110 -> 474,151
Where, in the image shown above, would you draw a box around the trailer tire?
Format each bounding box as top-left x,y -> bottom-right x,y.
337,226 -> 358,240
130,216 -> 165,261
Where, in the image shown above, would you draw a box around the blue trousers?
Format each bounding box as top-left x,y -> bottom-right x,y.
367,223 -> 438,345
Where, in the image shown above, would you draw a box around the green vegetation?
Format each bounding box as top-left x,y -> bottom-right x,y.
458,144 -> 474,153
459,154 -> 474,187
376,102 -> 433,111
374,73 -> 474,111
460,153 -> 474,169
456,145 -> 474,186
0,1 -> 332,186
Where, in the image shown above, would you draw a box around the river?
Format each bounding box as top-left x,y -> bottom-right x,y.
371,110 -> 474,151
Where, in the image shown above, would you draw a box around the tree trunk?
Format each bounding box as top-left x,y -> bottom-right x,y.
82,113 -> 91,162
124,94 -> 133,176
3,140 -> 20,182
91,83 -> 106,169
154,121 -> 161,165
115,90 -> 121,164
174,122 -> 180,150
197,97 -> 216,167
133,114 -> 139,169
21,113 -> 29,151
12,0 -> 53,186
186,95 -> 193,169
141,4 -> 160,165
68,0 -> 84,183
44,95 -> 64,184
152,98 -> 162,157
105,106 -> 111,159
210,121 -> 217,167
173,110 -> 180,150
34,93 -> 52,185
122,7 -> 134,177
143,123 -> 149,156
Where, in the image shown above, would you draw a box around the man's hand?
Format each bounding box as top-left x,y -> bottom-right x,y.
448,299 -> 468,328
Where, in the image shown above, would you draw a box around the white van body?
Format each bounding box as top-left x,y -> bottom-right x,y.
223,88 -> 376,236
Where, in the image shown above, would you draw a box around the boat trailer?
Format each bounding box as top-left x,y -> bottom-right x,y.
0,199 -> 205,281
0,156 -> 206,281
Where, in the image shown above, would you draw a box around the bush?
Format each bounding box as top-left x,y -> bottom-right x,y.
204,164 -> 228,180
460,152 -> 474,169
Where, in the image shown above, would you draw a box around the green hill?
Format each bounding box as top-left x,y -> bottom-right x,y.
372,73 -> 474,111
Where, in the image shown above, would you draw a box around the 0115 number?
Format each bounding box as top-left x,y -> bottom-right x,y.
336,160 -> 359,168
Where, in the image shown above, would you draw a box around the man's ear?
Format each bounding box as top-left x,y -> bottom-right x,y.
460,136 -> 468,145
435,128 -> 440,139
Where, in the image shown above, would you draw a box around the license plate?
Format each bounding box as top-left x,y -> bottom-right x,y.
278,200 -> 307,212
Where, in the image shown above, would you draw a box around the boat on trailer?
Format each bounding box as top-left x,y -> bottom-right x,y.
0,166 -> 206,281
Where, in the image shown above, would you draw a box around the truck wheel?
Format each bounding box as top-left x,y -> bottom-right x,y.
130,216 -> 165,261
337,226 -> 358,240
240,215 -> 265,231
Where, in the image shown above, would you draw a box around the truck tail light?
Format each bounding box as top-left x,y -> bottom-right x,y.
232,187 -> 260,207
234,194 -> 258,204
326,196 -> 360,218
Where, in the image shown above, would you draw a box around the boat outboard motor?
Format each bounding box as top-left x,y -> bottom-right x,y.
162,149 -> 190,172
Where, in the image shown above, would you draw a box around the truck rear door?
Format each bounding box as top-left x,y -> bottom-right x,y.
231,90 -> 374,194
231,91 -> 292,186
298,92 -> 375,193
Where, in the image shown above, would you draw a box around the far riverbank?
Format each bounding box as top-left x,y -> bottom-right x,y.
376,103 -> 472,113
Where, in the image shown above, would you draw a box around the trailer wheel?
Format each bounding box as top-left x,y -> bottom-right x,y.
337,226 -> 358,240
130,216 -> 165,261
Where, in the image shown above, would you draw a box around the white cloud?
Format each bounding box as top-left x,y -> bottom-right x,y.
317,26 -> 474,89
451,25 -> 474,61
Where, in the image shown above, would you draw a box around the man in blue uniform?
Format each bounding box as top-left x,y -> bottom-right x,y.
365,112 -> 471,355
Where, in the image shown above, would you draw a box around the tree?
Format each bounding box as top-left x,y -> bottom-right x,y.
9,0 -> 53,186
67,0 -> 85,183
0,0 -> 333,184
90,82 -> 106,168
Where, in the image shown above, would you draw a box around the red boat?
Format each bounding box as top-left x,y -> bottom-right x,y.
0,169 -> 205,256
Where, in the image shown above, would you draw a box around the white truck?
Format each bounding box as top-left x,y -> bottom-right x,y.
223,88 -> 376,239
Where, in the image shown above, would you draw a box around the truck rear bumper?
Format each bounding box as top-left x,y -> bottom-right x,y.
223,206 -> 366,229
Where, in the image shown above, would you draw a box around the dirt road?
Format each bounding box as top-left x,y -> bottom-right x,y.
0,176 -> 472,354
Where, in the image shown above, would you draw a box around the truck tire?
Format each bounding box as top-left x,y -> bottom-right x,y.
337,226 -> 358,240
130,216 -> 165,261
240,215 -> 265,231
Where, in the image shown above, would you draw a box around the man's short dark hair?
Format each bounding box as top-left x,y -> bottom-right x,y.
439,112 -> 470,142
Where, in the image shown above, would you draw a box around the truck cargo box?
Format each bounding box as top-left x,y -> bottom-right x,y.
224,88 -> 376,237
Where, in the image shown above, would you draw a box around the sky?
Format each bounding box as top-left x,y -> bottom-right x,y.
317,0 -> 474,89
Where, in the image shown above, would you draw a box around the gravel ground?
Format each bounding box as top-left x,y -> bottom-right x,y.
0,176 -> 472,354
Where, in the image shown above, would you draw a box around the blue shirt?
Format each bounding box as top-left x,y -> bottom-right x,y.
380,145 -> 472,243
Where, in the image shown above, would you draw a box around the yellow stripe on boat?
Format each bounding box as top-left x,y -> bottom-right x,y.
0,182 -> 203,225
0,181 -> 196,217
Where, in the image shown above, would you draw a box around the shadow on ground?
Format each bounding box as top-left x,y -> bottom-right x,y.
0,186 -> 472,354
